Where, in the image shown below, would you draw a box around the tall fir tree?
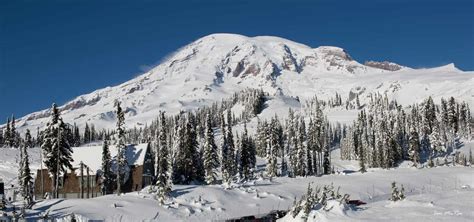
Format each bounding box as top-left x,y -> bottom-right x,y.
239,123 -> 253,181
24,129 -> 33,149
203,113 -> 219,184
3,118 -> 11,147
19,139 -> 33,205
323,144 -> 331,175
84,123 -> 90,144
10,116 -> 18,148
41,103 -> 74,198
220,112 -> 231,185
174,114 -> 204,184
408,126 -> 420,166
156,111 -> 171,204
101,139 -> 112,195
295,118 -> 307,176
115,101 -> 127,195
73,123 -> 81,147
266,117 -> 280,179
226,109 -> 236,176
90,124 -> 96,142
447,97 -> 458,133
422,96 -> 436,135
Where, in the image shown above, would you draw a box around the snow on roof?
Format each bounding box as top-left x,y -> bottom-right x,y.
69,143 -> 149,175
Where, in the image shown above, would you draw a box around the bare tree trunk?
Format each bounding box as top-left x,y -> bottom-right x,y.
80,162 -> 84,199
87,167 -> 90,198
55,128 -> 61,199
117,157 -> 121,195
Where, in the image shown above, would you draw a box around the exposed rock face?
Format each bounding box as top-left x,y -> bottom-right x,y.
16,33 -> 461,134
364,61 -> 404,71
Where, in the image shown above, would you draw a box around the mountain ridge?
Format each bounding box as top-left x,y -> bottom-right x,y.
4,33 -> 473,132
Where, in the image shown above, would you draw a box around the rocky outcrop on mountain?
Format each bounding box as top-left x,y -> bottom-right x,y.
364,60 -> 404,71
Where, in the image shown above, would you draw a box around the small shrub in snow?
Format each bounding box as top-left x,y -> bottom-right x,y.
287,183 -> 350,220
389,182 -> 405,202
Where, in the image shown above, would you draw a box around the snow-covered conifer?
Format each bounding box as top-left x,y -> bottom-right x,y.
239,123 -> 253,181
101,139 -> 112,195
41,103 -> 74,198
203,113 -> 219,184
19,137 -> 33,205
115,101 -> 127,195
408,126 -> 420,166
156,111 -> 171,204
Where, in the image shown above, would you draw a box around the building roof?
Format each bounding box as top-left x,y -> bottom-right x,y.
67,143 -> 149,175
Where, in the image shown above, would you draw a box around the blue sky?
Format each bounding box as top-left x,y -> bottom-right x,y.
1,0 -> 473,119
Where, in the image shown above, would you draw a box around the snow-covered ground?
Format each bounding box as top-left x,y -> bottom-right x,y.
1,142 -> 473,221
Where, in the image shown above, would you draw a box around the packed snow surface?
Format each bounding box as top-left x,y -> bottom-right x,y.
1,143 -> 473,221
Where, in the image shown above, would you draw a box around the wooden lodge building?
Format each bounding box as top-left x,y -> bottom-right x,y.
33,143 -> 154,199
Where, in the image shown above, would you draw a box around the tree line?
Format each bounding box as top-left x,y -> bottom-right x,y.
340,94 -> 472,170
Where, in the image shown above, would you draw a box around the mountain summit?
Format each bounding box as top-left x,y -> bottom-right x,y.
9,34 -> 474,132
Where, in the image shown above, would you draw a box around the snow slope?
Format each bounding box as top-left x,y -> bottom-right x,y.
3,151 -> 473,221
6,33 -> 474,133
1,142 -> 474,221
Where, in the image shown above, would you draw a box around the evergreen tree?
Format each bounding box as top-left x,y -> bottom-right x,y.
440,98 -> 449,127
84,123 -> 90,144
203,113 -> 219,184
41,103 -> 74,198
220,112 -> 231,186
239,123 -> 253,181
0,128 -> 3,147
115,101 -> 127,195
19,140 -> 33,205
307,118 -> 316,175
18,138 -> 24,191
24,129 -> 33,149
287,109 -> 298,177
156,111 -> 171,204
469,149 -> 473,165
408,126 -> 420,166
3,118 -> 11,147
101,139 -> 112,195
189,114 -> 205,183
295,118 -> 307,176
356,94 -> 361,109
447,97 -> 458,133
422,96 -> 436,135
226,109 -> 236,176
429,123 -> 445,155
359,141 -> 367,173
90,124 -> 96,142
458,102 -> 470,137
10,116 -> 18,147
3,117 -> 18,148
73,123 -> 81,147
323,145 -> 331,175
266,117 -> 280,179
389,182 -> 405,201
389,181 -> 399,201
174,114 -> 204,184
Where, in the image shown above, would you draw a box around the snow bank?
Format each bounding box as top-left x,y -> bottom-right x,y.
279,200 -> 351,222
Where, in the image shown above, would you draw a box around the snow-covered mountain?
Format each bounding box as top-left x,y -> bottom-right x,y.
10,33 -> 474,132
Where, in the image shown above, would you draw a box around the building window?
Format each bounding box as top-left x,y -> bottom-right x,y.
143,176 -> 152,186
58,177 -> 64,188
78,176 -> 96,188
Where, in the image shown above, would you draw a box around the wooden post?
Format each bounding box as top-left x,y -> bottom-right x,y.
80,162 -> 84,199
87,166 -> 90,199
